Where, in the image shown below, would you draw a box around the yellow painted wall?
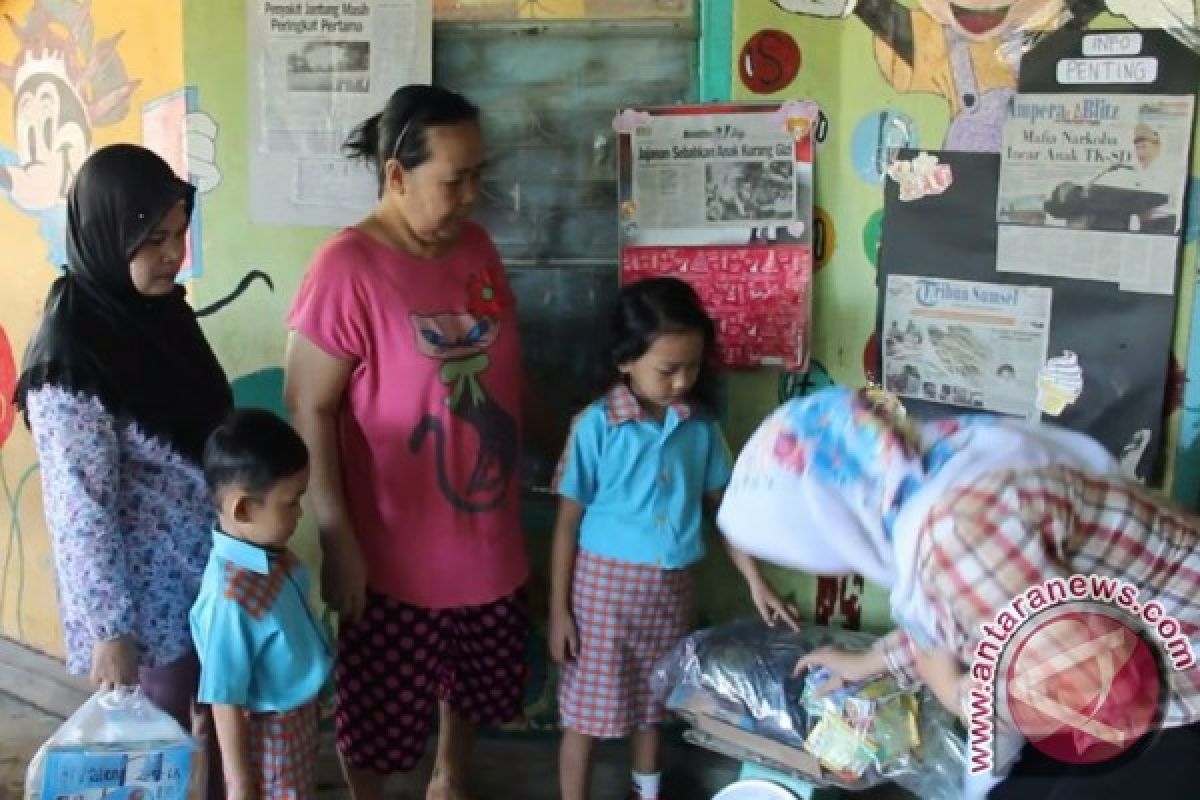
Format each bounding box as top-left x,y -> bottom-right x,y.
0,0 -> 187,657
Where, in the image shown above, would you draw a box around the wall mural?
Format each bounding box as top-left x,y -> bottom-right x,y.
0,0 -> 276,652
0,0 -> 136,268
773,0 -> 1189,150
731,0 -> 1200,633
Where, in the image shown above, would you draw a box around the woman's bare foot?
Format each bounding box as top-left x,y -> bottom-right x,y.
426,770 -> 472,800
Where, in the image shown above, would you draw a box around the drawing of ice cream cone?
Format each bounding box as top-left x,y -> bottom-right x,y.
1036,350 -> 1084,416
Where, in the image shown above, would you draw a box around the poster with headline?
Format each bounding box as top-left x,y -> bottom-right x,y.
248,1 -> 432,226
882,275 -> 1052,419
617,102 -> 815,369
997,92 -> 1194,295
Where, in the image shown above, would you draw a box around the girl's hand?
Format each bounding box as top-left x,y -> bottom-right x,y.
723,541 -> 798,630
749,581 -> 800,631
320,532 -> 367,624
90,635 -> 138,690
793,646 -> 883,695
548,607 -> 579,664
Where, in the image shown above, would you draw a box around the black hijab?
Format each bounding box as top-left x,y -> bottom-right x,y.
15,143 -> 232,464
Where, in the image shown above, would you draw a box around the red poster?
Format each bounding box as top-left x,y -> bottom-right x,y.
616,102 -> 816,369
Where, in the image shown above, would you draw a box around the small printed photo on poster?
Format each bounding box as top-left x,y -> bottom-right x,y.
998,95 -> 1192,236
883,319 -> 924,357
884,363 -> 922,396
285,40 -> 371,93
705,161 -> 796,223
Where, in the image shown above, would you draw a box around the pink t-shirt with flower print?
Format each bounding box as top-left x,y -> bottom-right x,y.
288,222 -> 527,609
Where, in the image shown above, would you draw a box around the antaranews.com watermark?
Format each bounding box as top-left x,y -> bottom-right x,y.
968,573 -> 1195,773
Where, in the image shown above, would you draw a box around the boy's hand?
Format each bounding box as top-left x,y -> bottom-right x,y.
212,705 -> 257,800
548,607 -> 579,664
749,581 -> 800,631
793,646 -> 883,695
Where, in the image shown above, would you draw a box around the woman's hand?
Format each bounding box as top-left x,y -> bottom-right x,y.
749,580 -> 800,631
548,606 -> 579,664
914,646 -> 966,720
793,646 -> 885,695
225,779 -> 261,800
321,532 -> 367,624
90,635 -> 138,690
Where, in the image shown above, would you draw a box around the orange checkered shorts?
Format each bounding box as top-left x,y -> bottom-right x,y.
558,551 -> 694,738
247,702 -> 319,800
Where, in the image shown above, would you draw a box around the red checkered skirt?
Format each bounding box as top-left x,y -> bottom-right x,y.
558,550 -> 694,738
247,701 -> 319,800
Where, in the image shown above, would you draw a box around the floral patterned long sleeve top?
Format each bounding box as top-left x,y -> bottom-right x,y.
26,387 -> 215,674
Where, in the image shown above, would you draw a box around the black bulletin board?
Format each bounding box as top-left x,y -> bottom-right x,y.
876,29 -> 1199,484
877,150 -> 1176,482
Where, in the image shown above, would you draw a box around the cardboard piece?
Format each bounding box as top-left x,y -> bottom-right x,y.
672,687 -> 826,781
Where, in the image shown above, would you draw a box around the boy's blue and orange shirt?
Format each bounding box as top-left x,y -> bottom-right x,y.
190,530 -> 332,713
554,385 -> 732,568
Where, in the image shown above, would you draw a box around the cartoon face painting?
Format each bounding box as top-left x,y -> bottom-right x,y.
773,0 -> 1160,152
918,0 -> 1068,42
0,0 -> 139,266
411,312 -> 501,362
11,71 -> 89,208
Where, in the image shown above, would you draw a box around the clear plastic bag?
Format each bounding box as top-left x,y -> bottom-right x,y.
652,619 -> 965,800
25,688 -> 205,800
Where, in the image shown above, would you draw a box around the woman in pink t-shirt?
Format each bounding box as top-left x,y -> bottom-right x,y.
285,85 -> 527,800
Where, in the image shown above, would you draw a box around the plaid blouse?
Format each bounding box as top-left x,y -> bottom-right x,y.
879,465 -> 1200,727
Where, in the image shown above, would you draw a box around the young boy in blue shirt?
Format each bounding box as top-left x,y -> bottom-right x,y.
191,409 -> 332,800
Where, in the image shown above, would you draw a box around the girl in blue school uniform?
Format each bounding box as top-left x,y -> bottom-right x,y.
549,277 -> 796,800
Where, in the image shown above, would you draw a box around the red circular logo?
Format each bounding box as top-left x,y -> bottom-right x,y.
1004,609 -> 1162,765
738,30 -> 801,94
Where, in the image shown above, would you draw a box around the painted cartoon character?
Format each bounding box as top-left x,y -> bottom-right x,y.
0,0 -> 270,315
0,0 -> 137,265
773,0 -> 1193,152
408,266 -> 519,512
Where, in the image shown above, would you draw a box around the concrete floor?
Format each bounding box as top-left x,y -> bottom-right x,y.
1,691 -> 59,800
1,692 -> 917,799
0,691 -> 738,800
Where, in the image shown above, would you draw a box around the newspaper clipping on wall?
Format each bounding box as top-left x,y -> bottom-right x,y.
995,93 -> 1195,294
620,106 -> 814,248
882,275 -> 1053,419
616,103 -> 816,368
633,120 -> 799,233
248,1 -> 431,226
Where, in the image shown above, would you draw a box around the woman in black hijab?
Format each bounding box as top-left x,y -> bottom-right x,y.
15,144 -> 230,792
